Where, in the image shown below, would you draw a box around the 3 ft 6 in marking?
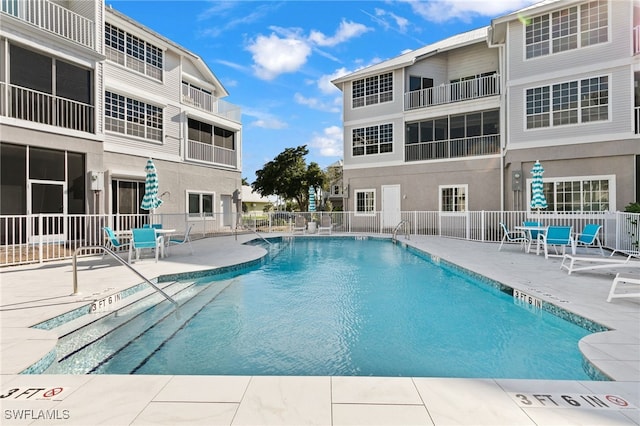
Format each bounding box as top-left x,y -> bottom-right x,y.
511,393 -> 633,410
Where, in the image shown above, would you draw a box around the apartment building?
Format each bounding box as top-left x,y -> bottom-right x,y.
332,0 -> 639,226
0,0 -> 242,240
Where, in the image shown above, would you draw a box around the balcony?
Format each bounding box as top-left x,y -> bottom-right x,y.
404,74 -> 500,111
1,0 -> 95,49
405,134 -> 500,162
187,139 -> 237,168
182,83 -> 241,123
0,82 -> 94,133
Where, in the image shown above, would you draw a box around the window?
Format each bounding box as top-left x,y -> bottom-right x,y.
105,91 -> 163,141
355,190 -> 375,215
352,72 -> 393,108
105,23 -> 163,80
188,192 -> 214,217
352,124 -> 393,156
526,76 -> 607,129
531,176 -> 613,212
525,1 -> 607,59
112,179 -> 145,214
440,185 -> 467,212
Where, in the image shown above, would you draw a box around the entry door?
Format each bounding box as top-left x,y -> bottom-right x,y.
381,185 -> 401,230
28,180 -> 67,243
221,194 -> 232,227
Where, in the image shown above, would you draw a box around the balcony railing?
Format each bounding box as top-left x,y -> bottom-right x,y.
181,83 -> 241,122
405,134 -> 500,162
187,139 -> 237,168
1,0 -> 95,49
1,82 -> 95,133
634,25 -> 640,55
404,74 -> 500,111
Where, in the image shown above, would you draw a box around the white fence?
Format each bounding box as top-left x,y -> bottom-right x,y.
1,211 -> 637,267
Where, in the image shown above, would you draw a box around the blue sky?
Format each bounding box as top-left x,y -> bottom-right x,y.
108,0 -> 537,182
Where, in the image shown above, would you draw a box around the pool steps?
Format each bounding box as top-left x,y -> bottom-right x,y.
43,278 -> 229,374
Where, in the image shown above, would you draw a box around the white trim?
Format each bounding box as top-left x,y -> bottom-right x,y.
439,184 -> 468,213
525,174 -> 616,213
186,190 -> 217,220
354,189 -> 376,216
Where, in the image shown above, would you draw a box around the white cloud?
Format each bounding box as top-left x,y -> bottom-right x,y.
309,126 -> 343,157
246,34 -> 312,80
318,67 -> 350,94
374,8 -> 410,33
404,0 -> 536,23
242,107 -> 288,130
294,93 -> 341,113
308,20 -> 370,47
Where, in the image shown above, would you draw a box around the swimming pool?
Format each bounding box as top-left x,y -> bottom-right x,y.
44,237 -> 600,380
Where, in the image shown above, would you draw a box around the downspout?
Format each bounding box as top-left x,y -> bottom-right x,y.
488,30 -> 507,212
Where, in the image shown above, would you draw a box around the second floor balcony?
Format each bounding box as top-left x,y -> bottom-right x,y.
404,74 -> 500,111
182,83 -> 241,123
186,139 -> 237,168
405,134 -> 500,162
1,0 -> 95,50
0,82 -> 95,133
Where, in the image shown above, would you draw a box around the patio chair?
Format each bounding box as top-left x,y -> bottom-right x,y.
143,223 -> 163,230
498,223 -> 528,251
574,224 -> 604,256
522,221 -> 542,253
167,225 -> 193,255
293,215 -> 306,234
607,273 -> 640,302
539,226 -> 574,259
318,215 -> 332,235
128,227 -> 163,263
102,226 -> 130,256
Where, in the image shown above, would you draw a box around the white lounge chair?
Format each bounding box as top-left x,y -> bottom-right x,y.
607,273 -> 640,302
292,215 -> 306,234
561,253 -> 640,275
318,215 -> 332,235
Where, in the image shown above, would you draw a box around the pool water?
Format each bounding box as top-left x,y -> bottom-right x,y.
48,238 -> 595,380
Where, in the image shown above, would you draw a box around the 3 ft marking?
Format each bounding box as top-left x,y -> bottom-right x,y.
513,289 -> 542,310
0,387 -> 69,401
510,393 -> 634,410
91,293 -> 122,313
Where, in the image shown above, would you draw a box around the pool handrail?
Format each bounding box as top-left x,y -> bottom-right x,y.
72,245 -> 178,308
392,220 -> 410,242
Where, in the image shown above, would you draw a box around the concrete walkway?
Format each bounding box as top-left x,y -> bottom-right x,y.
1,234 -> 638,425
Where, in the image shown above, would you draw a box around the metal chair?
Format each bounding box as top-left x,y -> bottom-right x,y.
498,223 -> 528,251
167,225 -> 193,255
574,224 -> 604,256
539,226 -> 574,259
128,228 -> 163,263
102,226 -> 130,256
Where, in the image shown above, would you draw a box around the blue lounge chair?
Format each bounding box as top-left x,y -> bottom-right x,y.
128,227 -> 163,263
498,223 -> 528,251
539,226 -> 574,259
167,225 -> 193,255
102,226 -> 130,255
574,224 -> 604,256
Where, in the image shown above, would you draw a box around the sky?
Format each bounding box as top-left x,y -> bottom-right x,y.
108,0 -> 538,183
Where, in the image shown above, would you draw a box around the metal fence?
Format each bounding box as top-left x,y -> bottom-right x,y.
1,211 -> 637,267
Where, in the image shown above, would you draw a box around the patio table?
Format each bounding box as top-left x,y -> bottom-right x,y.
514,225 -> 547,255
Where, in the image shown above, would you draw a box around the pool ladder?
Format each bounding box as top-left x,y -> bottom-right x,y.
392,220 -> 410,243
72,246 -> 178,308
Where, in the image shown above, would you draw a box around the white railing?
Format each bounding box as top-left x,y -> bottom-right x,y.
186,139 -> 237,167
1,82 -> 95,133
404,74 -> 500,110
1,211 -> 636,267
1,0 -> 95,49
405,134 -> 500,162
181,83 -> 242,122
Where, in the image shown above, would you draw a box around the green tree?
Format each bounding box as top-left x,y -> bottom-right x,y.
252,145 -> 325,211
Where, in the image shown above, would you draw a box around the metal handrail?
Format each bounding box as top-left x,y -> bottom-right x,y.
392,220 -> 410,243
234,216 -> 272,245
72,245 -> 178,308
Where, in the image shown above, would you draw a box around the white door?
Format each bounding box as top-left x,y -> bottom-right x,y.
28,179 -> 67,243
381,185 -> 401,230
221,195 -> 232,227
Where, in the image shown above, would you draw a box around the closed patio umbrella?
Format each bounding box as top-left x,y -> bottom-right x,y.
308,186 -> 316,212
141,158 -> 163,212
530,160 -> 548,212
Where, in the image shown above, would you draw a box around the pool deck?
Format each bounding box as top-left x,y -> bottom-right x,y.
1,234 -> 638,425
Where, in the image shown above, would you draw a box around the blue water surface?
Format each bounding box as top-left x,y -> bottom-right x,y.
117,238 -> 594,380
